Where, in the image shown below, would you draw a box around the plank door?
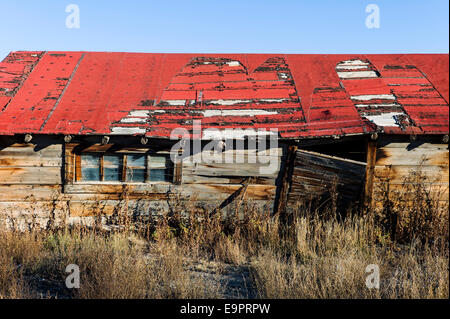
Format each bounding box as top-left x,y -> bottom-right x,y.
287,149 -> 367,207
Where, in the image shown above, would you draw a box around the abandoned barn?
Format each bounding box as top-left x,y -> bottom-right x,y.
0,51 -> 448,229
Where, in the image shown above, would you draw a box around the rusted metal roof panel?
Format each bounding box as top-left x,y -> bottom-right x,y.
0,51 -> 43,117
0,52 -> 447,138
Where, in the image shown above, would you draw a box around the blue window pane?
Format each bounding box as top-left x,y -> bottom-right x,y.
149,169 -> 167,182
104,155 -> 122,182
126,168 -> 146,182
104,167 -> 121,181
82,167 -> 100,181
127,154 -> 146,167
104,155 -> 122,167
81,154 -> 100,166
81,154 -> 100,181
148,156 -> 167,168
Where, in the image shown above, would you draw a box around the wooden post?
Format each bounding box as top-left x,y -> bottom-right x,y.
173,161 -> 182,185
75,154 -> 82,182
364,140 -> 377,208
122,155 -> 128,182
100,155 -> 104,181
277,144 -> 298,220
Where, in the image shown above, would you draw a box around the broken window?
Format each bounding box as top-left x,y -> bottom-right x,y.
77,153 -> 173,183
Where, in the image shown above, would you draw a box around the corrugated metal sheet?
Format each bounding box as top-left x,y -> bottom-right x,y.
0,52 -> 447,138
0,51 -> 43,114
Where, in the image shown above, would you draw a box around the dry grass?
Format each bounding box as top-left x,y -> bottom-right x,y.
0,229 -> 222,299
0,171 -> 448,299
250,216 -> 448,299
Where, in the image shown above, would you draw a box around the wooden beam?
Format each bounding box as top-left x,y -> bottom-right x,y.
276,144 -> 298,218
173,160 -> 182,185
75,154 -> 82,182
64,143 -> 76,185
121,155 -> 127,182
363,140 -> 377,208
100,155 -> 104,181
211,177 -> 254,216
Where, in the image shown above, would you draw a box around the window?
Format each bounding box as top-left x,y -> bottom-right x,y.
104,155 -> 123,181
126,154 -> 146,182
76,153 -> 174,183
81,154 -> 101,181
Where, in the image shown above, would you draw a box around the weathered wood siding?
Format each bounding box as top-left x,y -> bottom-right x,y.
370,136 -> 449,206
287,149 -> 366,207
0,137 -> 62,200
0,136 -> 285,227
0,136 -> 64,228
2,134 -> 447,228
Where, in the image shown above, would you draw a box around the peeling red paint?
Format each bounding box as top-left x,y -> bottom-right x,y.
0,51 -> 447,138
0,51 -> 43,114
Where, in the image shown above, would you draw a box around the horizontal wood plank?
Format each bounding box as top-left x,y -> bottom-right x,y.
375,147 -> 448,166
0,167 -> 61,184
374,165 -> 449,183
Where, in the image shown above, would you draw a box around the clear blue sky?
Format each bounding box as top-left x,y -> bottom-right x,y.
1,0 -> 448,60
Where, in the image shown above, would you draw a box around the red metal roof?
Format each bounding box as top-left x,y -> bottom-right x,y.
0,51 -> 448,138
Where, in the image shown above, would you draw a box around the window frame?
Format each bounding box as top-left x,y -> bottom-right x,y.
68,148 -> 179,184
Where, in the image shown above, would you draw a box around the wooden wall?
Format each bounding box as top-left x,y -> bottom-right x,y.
1,134 -> 448,229
0,136 -> 65,228
0,136 -> 285,227
368,136 -> 449,207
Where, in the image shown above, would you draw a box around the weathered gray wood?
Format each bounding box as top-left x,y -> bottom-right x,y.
0,185 -> 61,201
374,165 -> 449,183
182,162 -> 280,178
64,183 -> 276,201
288,149 -> 366,205
371,139 -> 449,206
182,174 -> 276,185
376,147 -> 448,166
0,143 -> 62,154
0,167 -> 61,184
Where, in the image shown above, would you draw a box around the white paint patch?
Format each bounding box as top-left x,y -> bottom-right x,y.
207,99 -> 252,105
355,103 -> 399,108
202,109 -> 279,117
335,65 -> 370,70
338,59 -> 369,66
111,127 -> 146,135
337,71 -> 378,79
364,112 -> 404,127
226,61 -> 240,67
351,94 -> 396,101
129,110 -> 150,117
149,110 -> 166,114
202,128 -> 277,140
161,100 -> 186,106
206,98 -> 288,106
120,118 -> 147,123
